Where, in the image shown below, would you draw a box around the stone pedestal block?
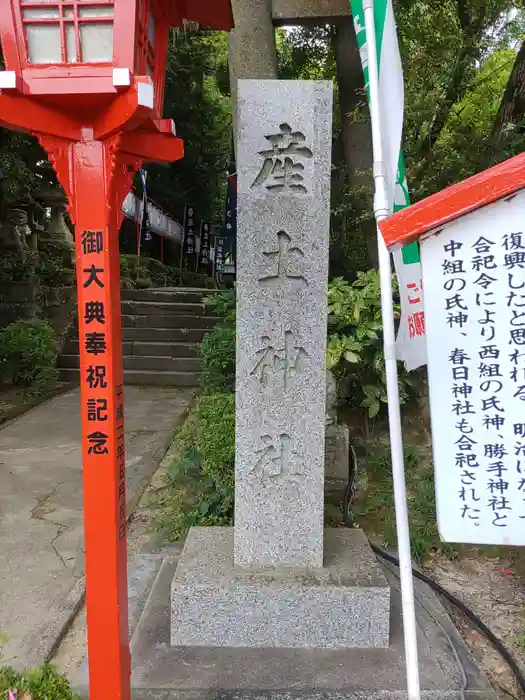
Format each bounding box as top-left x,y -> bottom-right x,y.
171,527 -> 390,649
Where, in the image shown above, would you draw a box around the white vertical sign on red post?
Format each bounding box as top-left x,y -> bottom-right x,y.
422,190 -> 525,545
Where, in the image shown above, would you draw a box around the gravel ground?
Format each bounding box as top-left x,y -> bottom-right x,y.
428,554 -> 525,699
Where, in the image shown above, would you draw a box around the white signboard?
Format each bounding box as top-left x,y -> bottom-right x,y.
393,248 -> 427,371
422,189 -> 525,545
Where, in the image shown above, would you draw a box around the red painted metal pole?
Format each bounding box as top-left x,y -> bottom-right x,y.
72,136 -> 131,700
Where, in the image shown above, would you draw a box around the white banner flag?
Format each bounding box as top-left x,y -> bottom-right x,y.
350,0 -> 427,370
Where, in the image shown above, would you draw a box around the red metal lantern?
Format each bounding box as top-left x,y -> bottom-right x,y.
0,3 -> 232,700
0,0 -> 233,116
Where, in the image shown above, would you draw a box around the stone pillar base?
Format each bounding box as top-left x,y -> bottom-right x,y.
170,527 -> 390,649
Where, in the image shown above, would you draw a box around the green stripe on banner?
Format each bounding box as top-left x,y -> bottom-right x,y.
374,0 -> 387,70
350,0 -> 420,265
401,241 -> 419,264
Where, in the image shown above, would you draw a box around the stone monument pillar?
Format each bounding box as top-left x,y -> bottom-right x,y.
171,80 -> 389,650
235,80 -> 331,568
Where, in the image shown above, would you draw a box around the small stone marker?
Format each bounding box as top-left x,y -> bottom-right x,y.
235,79 -> 332,568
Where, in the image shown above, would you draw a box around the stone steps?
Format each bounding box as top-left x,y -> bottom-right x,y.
122,314 -> 219,329
122,327 -> 207,343
121,301 -> 207,317
59,367 -> 200,387
60,354 -> 200,373
64,340 -> 200,358
122,288 -> 220,305
58,287 -> 219,386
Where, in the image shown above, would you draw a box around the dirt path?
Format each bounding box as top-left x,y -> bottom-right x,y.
428,554 -> 525,699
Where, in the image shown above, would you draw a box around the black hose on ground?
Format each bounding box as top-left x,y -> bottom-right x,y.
342,442 -> 525,695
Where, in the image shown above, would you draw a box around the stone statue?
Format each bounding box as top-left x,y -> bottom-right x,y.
34,183 -> 75,268
0,208 -> 32,260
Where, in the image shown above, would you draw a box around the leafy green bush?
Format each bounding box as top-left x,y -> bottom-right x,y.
179,270 -> 216,289
119,254 -> 216,289
327,271 -> 415,418
353,438 -> 455,563
204,288 -> 235,320
199,289 -> 236,389
199,324 -> 236,390
0,665 -> 79,700
36,253 -> 71,286
0,319 -> 59,392
0,252 -> 35,283
154,391 -> 235,540
119,254 -> 131,280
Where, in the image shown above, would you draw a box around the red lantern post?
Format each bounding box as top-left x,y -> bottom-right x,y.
0,3 -> 232,700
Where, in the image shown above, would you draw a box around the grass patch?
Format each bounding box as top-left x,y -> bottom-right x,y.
0,665 -> 78,699
152,391 -> 235,541
353,437 -> 458,563
511,635 -> 525,650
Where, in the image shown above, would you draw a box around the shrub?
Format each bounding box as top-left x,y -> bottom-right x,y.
119,254 -> 216,289
326,271 -> 416,418
0,665 -> 79,700
204,289 -> 235,320
199,324 -> 236,390
154,391 -> 235,540
0,319 -> 59,393
36,253 -> 73,287
179,271 -> 216,289
119,254 -> 131,279
199,289 -> 236,389
0,252 -> 35,283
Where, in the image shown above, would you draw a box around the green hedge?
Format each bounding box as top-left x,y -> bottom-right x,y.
0,319 -> 58,393
154,391 -> 235,541
119,254 -> 216,289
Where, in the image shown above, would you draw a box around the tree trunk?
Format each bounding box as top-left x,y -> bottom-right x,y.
419,0 -> 487,157
492,40 -> 525,141
333,18 -> 377,267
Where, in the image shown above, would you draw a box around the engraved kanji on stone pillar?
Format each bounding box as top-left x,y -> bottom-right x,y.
235,80 -> 333,568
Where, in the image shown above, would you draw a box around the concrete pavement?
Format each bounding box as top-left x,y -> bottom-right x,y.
0,385 -> 193,669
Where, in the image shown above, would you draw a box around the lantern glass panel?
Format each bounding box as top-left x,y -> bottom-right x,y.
26,24 -> 62,63
78,6 -> 114,63
66,24 -> 77,62
23,7 -> 60,18
78,6 -> 114,18
79,22 -> 113,62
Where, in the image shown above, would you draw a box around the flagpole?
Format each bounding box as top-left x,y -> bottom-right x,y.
362,2 -> 421,699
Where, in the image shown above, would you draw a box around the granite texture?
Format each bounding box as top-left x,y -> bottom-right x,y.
170,527 -> 389,649
272,0 -> 351,23
235,80 -> 333,568
228,0 -> 277,150
78,548 -> 496,700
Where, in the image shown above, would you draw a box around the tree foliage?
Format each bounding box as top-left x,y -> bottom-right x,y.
275,2 -> 525,276
144,27 -> 232,223
2,6 -> 525,263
